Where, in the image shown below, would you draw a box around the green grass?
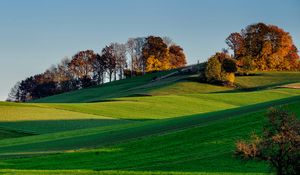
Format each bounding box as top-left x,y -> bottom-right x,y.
0,169 -> 269,175
2,100 -> 300,174
31,71 -> 300,103
235,72 -> 300,90
38,88 -> 300,120
1,71 -> 300,175
0,128 -> 33,140
32,70 -> 178,103
0,102 -> 133,134
0,94 -> 299,156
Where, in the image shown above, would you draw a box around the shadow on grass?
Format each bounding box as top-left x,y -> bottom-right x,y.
0,119 -> 142,135
211,81 -> 300,94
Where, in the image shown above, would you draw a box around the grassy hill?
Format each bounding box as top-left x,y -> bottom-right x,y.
1,71 -> 300,175
32,71 -> 300,103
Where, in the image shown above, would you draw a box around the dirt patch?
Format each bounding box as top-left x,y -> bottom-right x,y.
278,84 -> 300,89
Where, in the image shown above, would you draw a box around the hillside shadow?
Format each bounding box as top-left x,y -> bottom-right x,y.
211,81 -> 300,94
0,118 -> 145,134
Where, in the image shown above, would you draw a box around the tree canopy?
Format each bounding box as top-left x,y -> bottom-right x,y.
226,23 -> 299,71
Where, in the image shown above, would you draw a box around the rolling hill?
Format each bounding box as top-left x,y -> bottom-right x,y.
1,70 -> 300,175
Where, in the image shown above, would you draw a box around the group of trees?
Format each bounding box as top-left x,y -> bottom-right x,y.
226,22 -> 299,71
7,36 -> 186,102
205,23 -> 300,85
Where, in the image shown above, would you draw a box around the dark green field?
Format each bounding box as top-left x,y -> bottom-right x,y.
1,71 -> 300,175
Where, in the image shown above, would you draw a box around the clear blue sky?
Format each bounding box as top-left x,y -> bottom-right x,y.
0,0 -> 299,100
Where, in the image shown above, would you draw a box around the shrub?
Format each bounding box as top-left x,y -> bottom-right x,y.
235,107 -> 300,175
205,56 -> 222,82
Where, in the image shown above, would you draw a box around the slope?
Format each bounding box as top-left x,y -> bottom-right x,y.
1,99 -> 300,175
32,71 -> 300,103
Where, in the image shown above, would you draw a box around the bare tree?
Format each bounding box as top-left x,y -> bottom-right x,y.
101,46 -> 116,82
126,37 -> 145,76
111,43 -> 127,80
91,54 -> 108,85
6,82 -> 21,102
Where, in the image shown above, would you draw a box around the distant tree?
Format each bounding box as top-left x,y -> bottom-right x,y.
91,54 -> 108,85
225,32 -> 245,59
168,45 -> 187,69
6,82 -> 21,102
56,57 -> 75,92
69,50 -> 96,87
31,74 -> 57,99
205,55 -> 222,83
101,46 -> 116,82
126,37 -> 146,76
284,45 -> 300,70
226,23 -> 299,71
235,108 -> 300,175
205,52 -> 236,84
111,43 -> 127,80
146,55 -> 163,72
143,36 -> 169,73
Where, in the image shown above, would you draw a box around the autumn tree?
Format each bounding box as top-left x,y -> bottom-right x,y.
226,23 -> 299,71
205,55 -> 222,83
56,57 -> 76,92
168,45 -> 187,68
205,52 -> 237,84
235,108 -> 300,175
91,54 -> 108,85
225,32 -> 245,59
143,36 -> 169,73
101,45 -> 116,82
68,50 -> 96,87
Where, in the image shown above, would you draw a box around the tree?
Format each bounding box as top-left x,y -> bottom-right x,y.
91,54 -> 108,85
68,50 -> 96,87
143,36 -> 169,73
225,32 -> 245,59
126,37 -> 146,76
168,45 -> 187,69
69,50 -> 96,79
284,45 -> 300,70
101,45 -> 116,82
235,108 -> 300,175
6,82 -> 21,102
205,52 -> 237,84
111,43 -> 127,80
226,23 -> 299,71
146,55 -> 163,72
205,55 -> 222,83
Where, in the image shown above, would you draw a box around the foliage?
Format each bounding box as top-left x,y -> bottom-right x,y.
205,55 -> 222,82
169,45 -> 187,68
8,36 -> 186,101
235,108 -> 300,175
143,36 -> 187,73
226,23 -> 300,71
205,52 -> 237,84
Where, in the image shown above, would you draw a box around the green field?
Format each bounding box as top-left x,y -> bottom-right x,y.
1,71 -> 300,175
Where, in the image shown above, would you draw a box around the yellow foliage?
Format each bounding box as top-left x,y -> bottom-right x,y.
146,56 -> 163,72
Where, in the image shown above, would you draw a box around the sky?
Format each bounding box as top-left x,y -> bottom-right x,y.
0,0 -> 299,101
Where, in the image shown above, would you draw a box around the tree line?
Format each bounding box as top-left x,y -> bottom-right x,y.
204,22 -> 300,85
7,36 -> 186,102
